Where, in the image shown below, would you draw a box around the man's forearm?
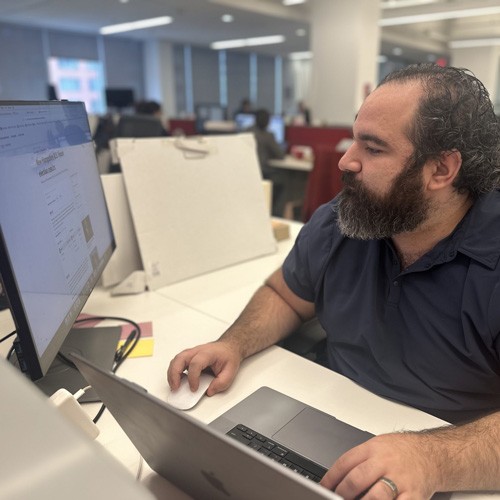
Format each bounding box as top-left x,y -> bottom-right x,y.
423,410 -> 500,492
218,270 -> 314,361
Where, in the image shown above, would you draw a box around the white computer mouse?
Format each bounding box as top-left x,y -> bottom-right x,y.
167,371 -> 215,410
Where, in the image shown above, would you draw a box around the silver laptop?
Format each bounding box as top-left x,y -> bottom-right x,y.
70,352 -> 340,500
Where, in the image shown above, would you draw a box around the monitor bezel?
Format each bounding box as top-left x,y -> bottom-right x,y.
0,100 -> 116,380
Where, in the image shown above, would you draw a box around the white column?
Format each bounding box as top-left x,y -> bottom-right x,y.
143,40 -> 177,119
309,0 -> 381,126
451,46 -> 500,108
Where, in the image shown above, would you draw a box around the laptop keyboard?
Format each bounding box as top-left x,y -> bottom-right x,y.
226,424 -> 328,482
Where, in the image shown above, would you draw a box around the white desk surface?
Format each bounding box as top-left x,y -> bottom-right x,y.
0,221 -> 496,500
269,155 -> 313,172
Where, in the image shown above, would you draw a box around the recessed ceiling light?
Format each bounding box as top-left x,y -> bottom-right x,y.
377,55 -> 388,63
283,0 -> 307,5
100,16 -> 173,35
449,38 -> 500,49
380,6 -> 500,26
222,14 -> 234,23
381,0 -> 438,9
392,47 -> 403,56
296,28 -> 307,37
119,0 -> 129,3
211,35 -> 285,50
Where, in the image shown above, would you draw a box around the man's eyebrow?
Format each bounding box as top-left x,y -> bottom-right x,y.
356,133 -> 390,148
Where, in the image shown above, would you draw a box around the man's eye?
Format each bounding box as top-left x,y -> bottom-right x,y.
366,147 -> 382,155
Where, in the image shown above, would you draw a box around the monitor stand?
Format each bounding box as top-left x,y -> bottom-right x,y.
12,326 -> 121,403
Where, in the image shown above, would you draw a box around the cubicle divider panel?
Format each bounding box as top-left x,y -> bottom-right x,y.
115,134 -> 277,290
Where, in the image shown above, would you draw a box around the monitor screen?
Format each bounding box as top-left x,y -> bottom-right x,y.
234,113 -> 256,131
267,115 -> 285,146
0,101 -> 115,381
195,103 -> 227,132
235,113 -> 285,145
105,88 -> 135,109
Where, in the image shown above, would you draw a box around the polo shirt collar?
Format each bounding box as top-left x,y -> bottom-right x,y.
456,190 -> 500,269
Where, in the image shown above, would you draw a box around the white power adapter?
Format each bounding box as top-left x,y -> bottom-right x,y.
49,388 -> 100,440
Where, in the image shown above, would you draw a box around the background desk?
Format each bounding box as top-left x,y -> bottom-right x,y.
268,158 -> 312,220
0,221 -> 496,500
269,155 -> 313,172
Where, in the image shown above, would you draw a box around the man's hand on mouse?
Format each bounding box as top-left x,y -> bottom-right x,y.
167,341 -> 241,396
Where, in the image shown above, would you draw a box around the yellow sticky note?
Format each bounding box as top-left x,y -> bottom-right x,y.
117,338 -> 154,358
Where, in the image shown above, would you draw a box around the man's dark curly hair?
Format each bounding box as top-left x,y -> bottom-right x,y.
379,64 -> 500,199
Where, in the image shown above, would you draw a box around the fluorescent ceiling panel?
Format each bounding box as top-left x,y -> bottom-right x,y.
100,16 -> 173,35
379,6 -> 500,26
449,38 -> 500,49
211,35 -> 285,50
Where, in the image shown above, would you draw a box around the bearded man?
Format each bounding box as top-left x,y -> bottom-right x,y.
168,64 -> 500,499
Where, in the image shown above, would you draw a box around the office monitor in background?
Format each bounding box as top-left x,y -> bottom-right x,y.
0,101 -> 117,400
235,112 -> 286,146
195,103 -> 227,132
106,88 -> 135,110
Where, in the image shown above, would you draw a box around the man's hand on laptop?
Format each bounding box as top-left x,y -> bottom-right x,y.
319,432 -> 440,499
167,341 -> 241,396
320,411 -> 500,499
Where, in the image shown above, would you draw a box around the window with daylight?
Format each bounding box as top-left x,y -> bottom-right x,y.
47,57 -> 106,114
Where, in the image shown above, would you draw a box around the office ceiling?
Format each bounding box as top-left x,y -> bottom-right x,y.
0,0 -> 499,60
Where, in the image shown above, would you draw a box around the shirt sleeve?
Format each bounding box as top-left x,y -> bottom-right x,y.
282,200 -> 339,302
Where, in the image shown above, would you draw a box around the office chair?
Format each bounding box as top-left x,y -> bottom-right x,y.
115,114 -> 165,138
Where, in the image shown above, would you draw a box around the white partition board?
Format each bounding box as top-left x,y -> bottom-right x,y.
116,134 -> 276,289
100,173 -> 143,288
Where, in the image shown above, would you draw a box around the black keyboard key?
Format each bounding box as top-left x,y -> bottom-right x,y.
290,464 -> 303,474
300,470 -> 316,481
258,448 -> 271,457
274,446 -> 288,457
227,430 -> 250,445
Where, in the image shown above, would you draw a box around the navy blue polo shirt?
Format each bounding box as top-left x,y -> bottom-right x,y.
282,190 -> 500,424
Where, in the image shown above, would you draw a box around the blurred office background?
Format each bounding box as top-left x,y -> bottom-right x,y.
1,0 -> 499,122
2,0 -> 500,220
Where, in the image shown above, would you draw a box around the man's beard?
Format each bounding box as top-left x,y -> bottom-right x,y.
337,158 -> 430,240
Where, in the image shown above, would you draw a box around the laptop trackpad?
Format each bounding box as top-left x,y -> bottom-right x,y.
272,407 -> 374,468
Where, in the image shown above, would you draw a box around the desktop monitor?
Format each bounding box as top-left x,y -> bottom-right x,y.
195,103 -> 227,132
105,88 -> 135,110
267,115 -> 285,146
0,101 -> 116,387
235,112 -> 285,146
234,113 -> 256,131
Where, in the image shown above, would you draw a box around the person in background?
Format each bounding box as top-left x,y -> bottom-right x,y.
168,64 -> 500,499
135,100 -> 170,136
298,101 -> 311,125
247,108 -> 286,216
233,98 -> 253,118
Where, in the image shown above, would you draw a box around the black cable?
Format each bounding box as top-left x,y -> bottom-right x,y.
0,330 -> 16,343
6,344 -> 14,361
93,403 -> 106,424
73,315 -> 142,423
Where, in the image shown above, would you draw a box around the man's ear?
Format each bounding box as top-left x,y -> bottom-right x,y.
426,150 -> 462,191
